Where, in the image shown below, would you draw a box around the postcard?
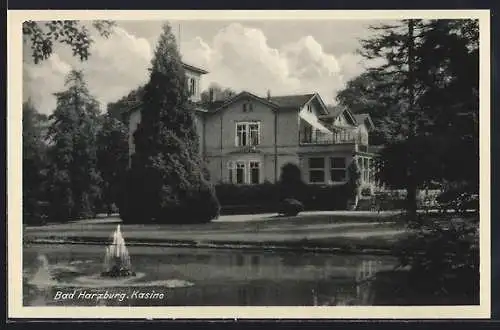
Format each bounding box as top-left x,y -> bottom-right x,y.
8,9 -> 491,319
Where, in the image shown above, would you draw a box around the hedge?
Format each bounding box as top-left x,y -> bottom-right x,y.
215,183 -> 349,214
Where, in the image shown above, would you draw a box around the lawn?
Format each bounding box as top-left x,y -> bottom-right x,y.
23,211 -> 408,253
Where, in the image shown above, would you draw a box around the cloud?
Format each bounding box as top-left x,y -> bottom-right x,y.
74,27 -> 153,108
181,23 -> 368,104
23,54 -> 72,114
182,23 -> 301,96
23,26 -> 153,114
23,22 -> 371,115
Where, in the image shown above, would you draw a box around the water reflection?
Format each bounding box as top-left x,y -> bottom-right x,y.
23,244 -> 395,306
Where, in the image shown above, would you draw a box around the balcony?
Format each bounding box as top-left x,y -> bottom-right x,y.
299,133 -> 363,145
298,131 -> 371,155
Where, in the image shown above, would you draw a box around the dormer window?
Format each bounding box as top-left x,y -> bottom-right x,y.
189,78 -> 196,96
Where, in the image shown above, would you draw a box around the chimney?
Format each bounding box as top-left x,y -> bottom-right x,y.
267,89 -> 271,100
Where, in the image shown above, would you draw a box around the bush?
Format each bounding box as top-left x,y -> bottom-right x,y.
278,198 -> 304,216
302,184 -> 349,211
436,183 -> 479,213
23,200 -> 49,226
278,163 -> 307,202
215,183 -> 279,206
183,181 -> 221,223
394,217 -> 479,301
214,182 -> 349,213
360,186 -> 373,198
122,168 -> 220,224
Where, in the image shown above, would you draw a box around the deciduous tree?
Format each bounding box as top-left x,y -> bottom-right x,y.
107,85 -> 145,124
23,20 -> 115,64
96,114 -> 129,215
22,100 -> 49,223
201,83 -> 237,103
46,70 -> 102,221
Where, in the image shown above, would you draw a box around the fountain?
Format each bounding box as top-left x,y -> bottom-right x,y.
25,224 -> 195,305
101,225 -> 136,278
30,254 -> 53,289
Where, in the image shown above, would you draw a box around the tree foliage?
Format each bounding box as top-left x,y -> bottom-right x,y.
23,20 -> 116,64
346,160 -> 361,201
342,19 -> 479,216
278,163 -> 307,202
96,114 -> 129,214
355,20 -> 481,299
394,218 -> 479,302
200,83 -> 237,103
107,85 -> 146,123
336,71 -> 404,145
23,101 -> 49,223
122,23 -> 220,224
46,70 -> 102,221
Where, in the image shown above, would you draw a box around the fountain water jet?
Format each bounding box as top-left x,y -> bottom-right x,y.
30,254 -> 53,289
101,225 -> 136,278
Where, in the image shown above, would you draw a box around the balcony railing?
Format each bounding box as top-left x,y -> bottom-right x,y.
300,133 -> 364,145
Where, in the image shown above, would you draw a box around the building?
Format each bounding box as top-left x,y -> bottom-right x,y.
124,62 -> 376,189
124,62 -> 208,158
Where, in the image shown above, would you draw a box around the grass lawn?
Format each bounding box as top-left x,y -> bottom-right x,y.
23,211 -> 409,253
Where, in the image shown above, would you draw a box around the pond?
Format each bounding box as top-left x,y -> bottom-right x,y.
23,243 -> 398,306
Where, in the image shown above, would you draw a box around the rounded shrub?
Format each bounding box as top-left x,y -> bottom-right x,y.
183,180 -> 221,223
278,198 -> 304,217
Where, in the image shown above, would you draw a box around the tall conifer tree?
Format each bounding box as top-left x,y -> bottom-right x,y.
122,23 -> 219,224
351,19 -> 479,220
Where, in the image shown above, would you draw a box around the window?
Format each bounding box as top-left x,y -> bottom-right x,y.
357,157 -> 372,183
308,157 -> 325,183
189,78 -> 196,96
228,160 -> 261,184
249,161 -> 261,184
236,124 -> 247,146
236,161 -> 246,184
235,122 -> 260,147
302,124 -> 313,143
307,104 -> 312,113
249,123 -> 259,146
227,161 -> 235,184
369,159 -> 375,183
243,103 -> 253,112
330,157 -> 346,182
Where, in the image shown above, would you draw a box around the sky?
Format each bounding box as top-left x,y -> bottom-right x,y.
23,19 -> 390,115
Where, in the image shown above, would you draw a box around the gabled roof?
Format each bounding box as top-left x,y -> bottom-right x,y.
210,91 -> 279,113
268,93 -> 315,109
209,91 -> 332,115
320,105 -> 357,126
268,93 -> 330,116
353,113 -> 375,130
321,105 -> 344,120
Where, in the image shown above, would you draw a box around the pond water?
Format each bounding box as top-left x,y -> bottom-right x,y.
23,243 -> 398,306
